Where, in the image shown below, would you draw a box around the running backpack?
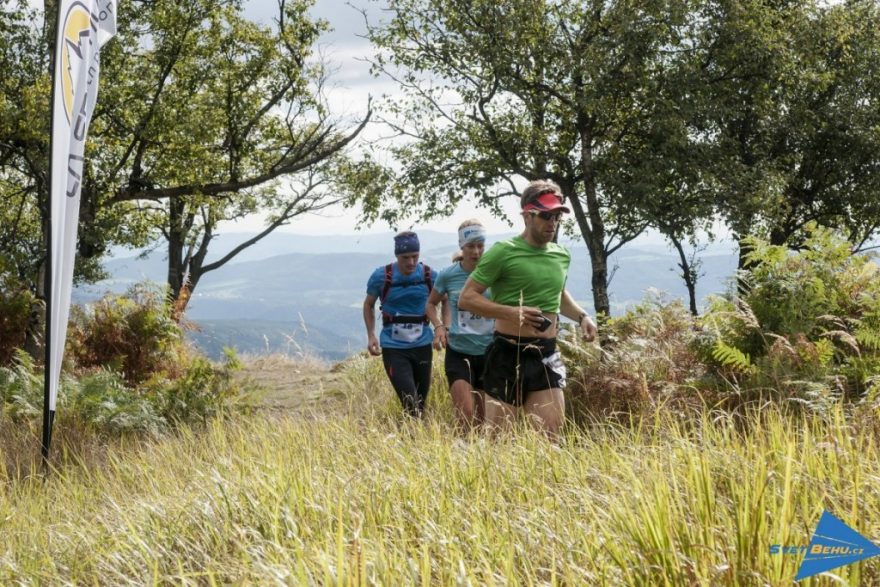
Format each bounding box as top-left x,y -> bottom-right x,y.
379,263 -> 433,326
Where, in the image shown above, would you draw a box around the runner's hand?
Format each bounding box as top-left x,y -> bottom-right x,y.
514,306 -> 546,329
580,315 -> 598,342
367,334 -> 381,356
432,326 -> 448,350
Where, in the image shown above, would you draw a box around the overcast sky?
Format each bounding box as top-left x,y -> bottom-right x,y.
234,0 -> 524,236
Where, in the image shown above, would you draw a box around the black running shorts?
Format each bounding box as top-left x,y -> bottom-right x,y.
444,346 -> 487,390
482,334 -> 566,407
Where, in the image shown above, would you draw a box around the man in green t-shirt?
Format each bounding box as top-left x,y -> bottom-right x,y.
459,179 -> 598,437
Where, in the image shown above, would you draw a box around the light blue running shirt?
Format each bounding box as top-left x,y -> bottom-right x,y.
433,262 -> 494,356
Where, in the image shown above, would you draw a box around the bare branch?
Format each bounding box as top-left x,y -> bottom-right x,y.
114,104 -> 371,203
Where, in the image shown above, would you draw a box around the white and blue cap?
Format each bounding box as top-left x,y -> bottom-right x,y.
458,225 -> 486,248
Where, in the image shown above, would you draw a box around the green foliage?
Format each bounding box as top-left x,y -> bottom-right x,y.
566,230 -> 880,416
691,0 -> 880,248
0,350 -> 46,420
70,369 -> 166,434
711,341 -> 754,375
0,348 -> 245,434
150,350 -> 244,424
0,271 -> 36,366
93,0 -> 368,310
356,0 -> 880,316
361,0 -> 697,316
0,1 -> 50,286
0,0 -> 366,310
854,311 -> 880,351
68,284 -> 185,385
701,225 -> 880,403
0,284 -> 248,433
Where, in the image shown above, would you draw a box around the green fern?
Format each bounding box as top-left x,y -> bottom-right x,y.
855,328 -> 880,352
854,312 -> 880,351
712,340 -> 754,374
814,338 -> 835,368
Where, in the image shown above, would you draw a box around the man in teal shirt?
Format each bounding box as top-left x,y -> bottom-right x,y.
460,180 -> 598,437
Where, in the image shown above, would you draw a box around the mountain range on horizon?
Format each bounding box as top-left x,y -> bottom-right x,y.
80,230 -> 740,361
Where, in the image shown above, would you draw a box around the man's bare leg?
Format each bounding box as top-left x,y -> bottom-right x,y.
524,388 -> 565,439
483,395 -> 517,435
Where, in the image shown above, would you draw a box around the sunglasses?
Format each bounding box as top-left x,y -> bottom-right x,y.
530,210 -> 564,222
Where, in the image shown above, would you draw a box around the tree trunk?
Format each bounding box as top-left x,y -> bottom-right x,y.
669,234 -> 699,316
585,232 -> 610,318
167,196 -> 187,302
576,123 -> 611,319
24,1 -> 58,362
171,234 -> 209,318
23,264 -> 46,363
769,224 -> 791,247
558,175 -> 611,320
76,181 -> 103,260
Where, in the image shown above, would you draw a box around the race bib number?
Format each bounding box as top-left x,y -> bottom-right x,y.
458,310 -> 494,335
391,322 -> 424,343
542,351 -> 567,388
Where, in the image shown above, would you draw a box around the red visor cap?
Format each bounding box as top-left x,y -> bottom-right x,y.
524,192 -> 571,214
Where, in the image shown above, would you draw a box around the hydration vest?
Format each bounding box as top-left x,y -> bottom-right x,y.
380,263 -> 433,327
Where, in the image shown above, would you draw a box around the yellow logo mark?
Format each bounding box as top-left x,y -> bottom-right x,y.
60,2 -> 93,124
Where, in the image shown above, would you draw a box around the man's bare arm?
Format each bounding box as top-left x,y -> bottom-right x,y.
560,289 -> 597,341
363,294 -> 381,355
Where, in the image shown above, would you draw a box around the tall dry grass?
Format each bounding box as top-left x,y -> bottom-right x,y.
3,399 -> 880,585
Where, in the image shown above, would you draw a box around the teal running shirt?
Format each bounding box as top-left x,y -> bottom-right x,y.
434,262 -> 493,355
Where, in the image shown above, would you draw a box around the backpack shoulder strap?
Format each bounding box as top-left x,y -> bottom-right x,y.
423,264 -> 433,292
380,263 -> 393,303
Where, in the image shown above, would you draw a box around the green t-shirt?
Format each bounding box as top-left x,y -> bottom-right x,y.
469,235 -> 571,313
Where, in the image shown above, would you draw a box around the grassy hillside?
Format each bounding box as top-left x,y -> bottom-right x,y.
2,354 -> 878,585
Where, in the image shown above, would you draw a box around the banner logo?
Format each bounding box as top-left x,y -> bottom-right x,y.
60,1 -> 96,124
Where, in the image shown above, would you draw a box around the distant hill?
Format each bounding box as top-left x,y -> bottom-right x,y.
186,319 -> 359,362
78,231 -> 739,360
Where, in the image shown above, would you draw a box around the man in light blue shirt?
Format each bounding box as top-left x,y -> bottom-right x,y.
363,231 -> 434,417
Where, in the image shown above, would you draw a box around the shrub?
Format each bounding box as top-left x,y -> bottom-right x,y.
2,280 -> 250,436
71,368 -> 166,434
68,283 -> 186,385
0,350 -> 46,420
0,348 -> 246,435
699,225 -> 880,405
563,292 -> 707,422
0,273 -> 37,367
148,349 -> 245,424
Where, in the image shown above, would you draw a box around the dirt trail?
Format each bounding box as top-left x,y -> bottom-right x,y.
236,355 -> 351,416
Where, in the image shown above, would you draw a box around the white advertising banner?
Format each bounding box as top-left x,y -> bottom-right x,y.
49,0 -> 117,411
